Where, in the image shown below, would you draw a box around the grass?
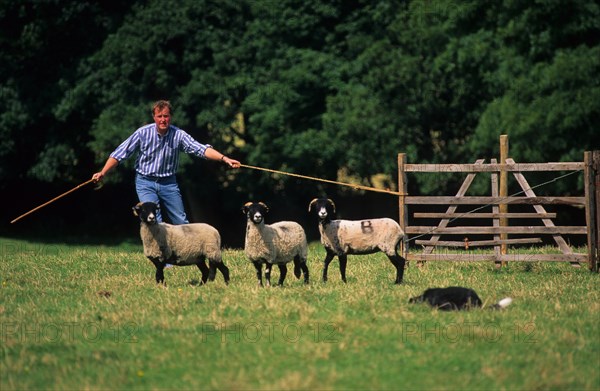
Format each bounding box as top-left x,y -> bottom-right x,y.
0,236 -> 598,390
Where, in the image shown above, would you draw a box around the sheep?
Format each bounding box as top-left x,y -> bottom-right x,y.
308,198 -> 406,284
133,202 -> 230,285
242,201 -> 309,286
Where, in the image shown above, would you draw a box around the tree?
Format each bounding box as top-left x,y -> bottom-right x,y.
469,0 -> 600,194
0,0 -> 132,184
2,0 -> 598,243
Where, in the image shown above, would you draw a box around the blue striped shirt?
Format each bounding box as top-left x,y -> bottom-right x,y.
110,124 -> 212,177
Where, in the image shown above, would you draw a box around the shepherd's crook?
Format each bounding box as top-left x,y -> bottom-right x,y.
10,179 -> 96,224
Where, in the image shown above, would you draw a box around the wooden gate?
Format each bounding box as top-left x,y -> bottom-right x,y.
397,148 -> 599,271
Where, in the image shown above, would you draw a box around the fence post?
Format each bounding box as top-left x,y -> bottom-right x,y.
499,135 -> 509,266
398,153 -> 408,261
584,151 -> 599,272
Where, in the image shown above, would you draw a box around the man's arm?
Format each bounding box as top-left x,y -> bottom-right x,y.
204,147 -> 241,168
92,157 -> 119,182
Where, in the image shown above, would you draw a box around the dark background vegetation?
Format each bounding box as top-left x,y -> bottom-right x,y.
1,0 -> 598,248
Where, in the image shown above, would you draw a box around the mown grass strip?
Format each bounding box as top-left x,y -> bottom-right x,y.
1,238 -> 598,390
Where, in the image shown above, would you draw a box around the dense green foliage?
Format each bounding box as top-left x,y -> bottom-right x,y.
1,0 -> 598,239
0,238 -> 598,390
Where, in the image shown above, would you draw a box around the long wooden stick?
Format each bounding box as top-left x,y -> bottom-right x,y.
11,179 -> 96,224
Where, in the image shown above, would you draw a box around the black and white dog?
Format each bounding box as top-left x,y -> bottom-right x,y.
409,286 -> 512,311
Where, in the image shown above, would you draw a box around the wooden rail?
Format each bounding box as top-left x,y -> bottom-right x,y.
404,196 -> 585,206
413,213 -> 557,219
414,238 -> 543,247
407,226 -> 587,235
405,162 -> 584,172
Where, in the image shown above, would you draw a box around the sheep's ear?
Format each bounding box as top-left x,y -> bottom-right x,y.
308,198 -> 318,212
258,202 -> 269,213
327,199 -> 336,213
242,202 -> 252,214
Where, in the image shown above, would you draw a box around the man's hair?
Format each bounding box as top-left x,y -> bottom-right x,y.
152,100 -> 172,115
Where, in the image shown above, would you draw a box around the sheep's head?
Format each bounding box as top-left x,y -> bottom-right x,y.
242,202 -> 269,225
133,202 -> 159,225
308,198 -> 335,221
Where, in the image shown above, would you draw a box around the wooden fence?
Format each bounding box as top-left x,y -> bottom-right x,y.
397,145 -> 599,272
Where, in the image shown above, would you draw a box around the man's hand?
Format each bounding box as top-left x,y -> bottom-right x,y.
92,172 -> 104,182
222,156 -> 241,169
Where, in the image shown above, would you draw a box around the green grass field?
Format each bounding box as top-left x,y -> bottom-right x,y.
1,237 -> 598,390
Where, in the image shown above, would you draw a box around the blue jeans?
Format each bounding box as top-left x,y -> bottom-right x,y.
135,174 -> 189,224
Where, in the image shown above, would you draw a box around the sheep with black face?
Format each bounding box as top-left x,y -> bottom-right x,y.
133,202 -> 230,285
308,198 -> 406,284
242,201 -> 309,286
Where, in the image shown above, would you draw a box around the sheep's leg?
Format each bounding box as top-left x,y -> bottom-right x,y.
276,264 -> 287,286
292,259 -> 302,279
322,251 -> 335,282
208,260 -> 217,281
196,259 -> 209,285
253,261 -> 263,286
294,255 -> 309,284
398,256 -> 406,284
156,268 -> 165,284
148,257 -> 165,284
300,262 -> 309,284
339,255 -> 348,283
211,261 -> 230,285
220,263 -> 231,285
264,263 -> 273,287
388,255 -> 406,284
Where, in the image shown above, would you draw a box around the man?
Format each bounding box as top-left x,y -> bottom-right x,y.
92,100 -> 241,224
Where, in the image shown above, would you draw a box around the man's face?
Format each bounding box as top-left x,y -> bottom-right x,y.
153,106 -> 171,133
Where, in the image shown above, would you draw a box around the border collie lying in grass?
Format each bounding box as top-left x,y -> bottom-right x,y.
409,287 -> 512,311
